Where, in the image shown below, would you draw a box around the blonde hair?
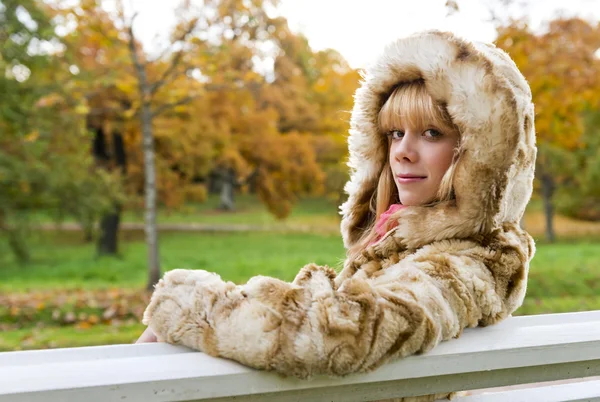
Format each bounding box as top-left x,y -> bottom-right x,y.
347,80 -> 460,259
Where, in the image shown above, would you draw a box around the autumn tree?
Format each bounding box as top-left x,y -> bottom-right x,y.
54,0 -> 209,286
48,0 -> 139,255
496,18 -> 600,241
86,88 -> 131,252
258,20 -> 359,211
119,1 -> 208,289
308,48 -> 360,207
173,6 -> 331,217
111,0 -> 321,286
0,0 -> 120,262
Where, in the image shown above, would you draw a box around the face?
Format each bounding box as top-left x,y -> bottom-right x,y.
388,125 -> 459,206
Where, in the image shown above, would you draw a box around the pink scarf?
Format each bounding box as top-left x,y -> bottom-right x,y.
371,203 -> 405,245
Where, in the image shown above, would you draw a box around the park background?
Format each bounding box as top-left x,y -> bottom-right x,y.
1,0 -> 600,351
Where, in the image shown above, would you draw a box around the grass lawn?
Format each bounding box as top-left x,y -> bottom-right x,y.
520,241 -> 600,314
0,231 -> 346,292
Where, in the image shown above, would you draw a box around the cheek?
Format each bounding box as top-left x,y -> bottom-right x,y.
428,144 -> 455,177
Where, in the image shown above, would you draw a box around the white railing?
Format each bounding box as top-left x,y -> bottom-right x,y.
1,310 -> 600,402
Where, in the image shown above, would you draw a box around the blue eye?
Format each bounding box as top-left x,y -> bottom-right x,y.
388,130 -> 404,140
424,129 -> 443,139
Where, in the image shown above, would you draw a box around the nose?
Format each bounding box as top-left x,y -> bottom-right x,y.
392,130 -> 419,163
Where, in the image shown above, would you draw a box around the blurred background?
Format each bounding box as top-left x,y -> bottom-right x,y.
1,0 -> 599,351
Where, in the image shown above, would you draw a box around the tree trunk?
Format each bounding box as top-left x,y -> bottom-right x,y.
98,206 -> 120,255
541,173 -> 556,242
140,101 -> 161,290
219,168 -> 236,211
219,179 -> 235,211
92,129 -> 127,252
129,31 -> 161,290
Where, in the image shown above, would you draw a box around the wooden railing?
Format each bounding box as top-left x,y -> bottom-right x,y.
1,310 -> 600,401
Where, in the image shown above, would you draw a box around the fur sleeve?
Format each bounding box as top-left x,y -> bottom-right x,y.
142,225 -> 533,380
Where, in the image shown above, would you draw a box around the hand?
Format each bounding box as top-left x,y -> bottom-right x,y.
135,326 -> 158,343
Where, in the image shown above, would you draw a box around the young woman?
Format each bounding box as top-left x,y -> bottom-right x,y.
138,30 -> 536,395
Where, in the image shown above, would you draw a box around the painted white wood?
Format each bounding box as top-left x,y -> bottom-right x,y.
494,310 -> 600,328
455,380 -> 600,402
0,342 -> 194,367
0,311 -> 599,402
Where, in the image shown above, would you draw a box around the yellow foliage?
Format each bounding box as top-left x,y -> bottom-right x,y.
184,184 -> 208,203
496,18 -> 600,151
74,104 -> 90,115
24,130 -> 39,143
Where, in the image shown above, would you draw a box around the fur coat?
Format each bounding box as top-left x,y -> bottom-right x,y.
142,30 -> 537,399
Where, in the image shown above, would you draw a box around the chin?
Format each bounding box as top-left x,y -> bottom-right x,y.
399,194 -> 433,207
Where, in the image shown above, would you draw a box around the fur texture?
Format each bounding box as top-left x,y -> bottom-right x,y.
143,31 -> 536,401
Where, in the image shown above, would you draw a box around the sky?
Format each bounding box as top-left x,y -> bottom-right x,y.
123,0 -> 600,69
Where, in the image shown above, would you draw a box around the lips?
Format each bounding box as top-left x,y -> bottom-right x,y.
396,174 -> 426,184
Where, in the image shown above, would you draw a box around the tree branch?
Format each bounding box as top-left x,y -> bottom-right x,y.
148,18 -> 200,97
149,51 -> 185,96
126,12 -> 152,107
126,13 -> 144,74
151,95 -> 198,117
204,81 -> 263,92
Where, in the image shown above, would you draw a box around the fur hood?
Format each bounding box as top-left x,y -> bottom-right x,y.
340,30 -> 537,249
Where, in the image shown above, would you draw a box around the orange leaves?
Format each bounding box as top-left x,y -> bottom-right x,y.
251,131 -> 325,219
496,18 -> 600,151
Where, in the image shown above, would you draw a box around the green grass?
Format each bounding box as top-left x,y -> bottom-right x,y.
527,242 -> 600,298
0,230 -> 346,292
519,295 -> 600,315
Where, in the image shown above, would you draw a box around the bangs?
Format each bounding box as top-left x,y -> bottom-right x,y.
378,80 -> 457,135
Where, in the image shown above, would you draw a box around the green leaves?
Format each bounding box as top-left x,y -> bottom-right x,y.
0,0 -> 124,261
